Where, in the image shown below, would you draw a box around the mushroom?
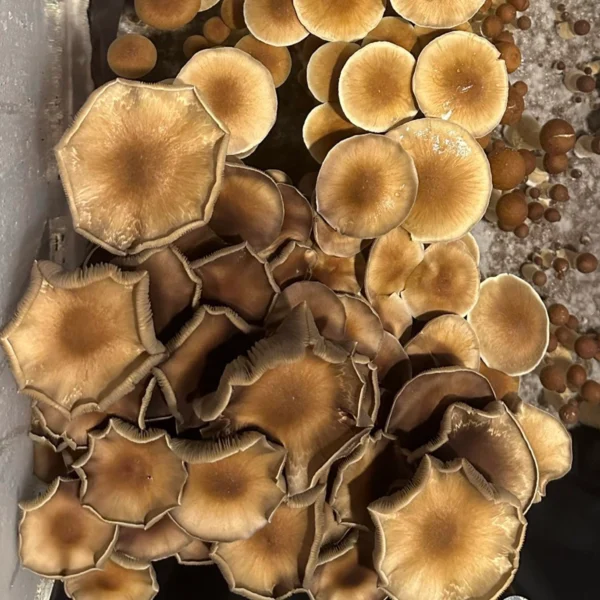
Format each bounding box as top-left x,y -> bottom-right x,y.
235,35 -> 293,88
203,16 -> 232,45
505,395 -> 572,502
134,0 -> 201,30
107,34 -> 157,79
316,134 -> 418,239
31,434 -> 68,483
409,401 -> 539,511
402,242 -> 480,319
387,118 -> 492,242
64,554 -> 159,600
303,103 -> 363,164
244,0 -> 309,47
55,79 -> 229,255
373,332 -> 412,392
338,42 -> 417,133
170,431 -> 287,541
177,48 -> 277,156
174,225 -> 228,262
270,241 -> 318,287
0,262 -> 166,415
221,0 -> 246,30
116,515 -> 193,562
467,274 -> 549,376
314,214 -> 363,258
369,293 -> 413,340
153,306 -> 254,424
192,244 -> 279,322
457,232 -> 480,265
19,478 -> 118,578
369,456 -> 526,600
208,163 -> 285,253
363,16 -> 417,52
479,361 -> 520,400
306,42 -> 360,103
73,419 -> 187,527
183,35 -> 209,58
176,539 -> 213,565
197,305 -> 368,494
338,294 -> 384,359
405,314 -> 480,371
413,32 -> 509,138
310,247 -> 364,294
390,0 -> 486,28
293,0 -> 386,43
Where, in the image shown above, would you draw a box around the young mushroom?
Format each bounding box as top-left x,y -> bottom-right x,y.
107,34 -> 157,79
134,0 -> 202,30
390,0 -> 487,28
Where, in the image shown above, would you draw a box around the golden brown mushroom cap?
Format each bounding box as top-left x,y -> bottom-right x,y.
55,79 -> 229,255
170,432 -> 287,542
107,34 -> 157,79
64,555 -> 159,600
339,42 -> 417,133
387,118 -> 492,243
363,16 -> 417,51
413,32 -> 509,138
235,35 -> 293,88
479,361 -> 520,401
178,48 -> 277,156
310,248 -> 364,295
370,293 -> 413,341
390,0 -> 486,28
270,241 -> 317,288
402,242 -> 480,319
221,0 -> 246,30
176,538 -> 212,565
339,295 -> 384,358
74,419 -> 187,527
314,214 -> 363,258
369,456 -> 526,600
244,0 -> 309,47
0,262 -> 165,414
293,0 -> 386,42
316,134 -> 418,239
467,274 -> 549,376
19,478 -> 117,578
135,0 -> 201,30
306,42 -> 360,103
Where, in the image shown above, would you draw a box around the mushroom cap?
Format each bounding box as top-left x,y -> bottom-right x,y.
178,48 -> 277,156
270,241 -> 317,288
457,232 -> 480,265
365,225 -> 424,300
135,0 -> 202,30
479,361 -> 520,401
387,118 -> 492,242
174,225 -> 228,262
55,79 -> 229,255
244,0 -> 309,47
32,435 -> 68,483
390,0 -> 486,28
402,242 -> 480,319
338,295 -> 384,359
314,214 -> 363,258
410,401 -> 539,511
19,478 -> 118,578
373,331 -> 412,391
176,538 -> 213,565
293,0 -> 386,42
74,419 -> 187,527
413,32 -> 509,138
316,134 -> 418,239
221,0 -> 246,29
170,432 -> 287,542
307,42 -> 360,103
467,274 -> 549,376
235,35 -> 293,88
64,555 -> 159,600
303,103 -> 363,164
310,247 -> 364,295
198,305 -> 368,495
369,456 -> 526,600
0,262 -> 165,414
199,0 -> 221,11
107,34 -> 157,79
208,163 -> 285,252
183,35 -> 209,59
203,16 -> 232,45
363,16 -> 417,51
339,42 -> 417,133
212,491 -> 325,599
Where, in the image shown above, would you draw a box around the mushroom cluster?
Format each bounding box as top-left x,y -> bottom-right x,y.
2,1 -> 575,599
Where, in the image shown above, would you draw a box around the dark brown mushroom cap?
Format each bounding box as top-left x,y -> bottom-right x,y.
73,419 -> 187,527
369,456 -> 526,600
55,80 -> 229,255
0,262 -> 165,415
196,304 -> 369,495
19,478 -> 118,578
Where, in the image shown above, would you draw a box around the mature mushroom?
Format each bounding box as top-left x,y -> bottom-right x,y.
316,134 -> 418,239
178,48 -> 277,156
310,247 -> 364,295
306,42 -> 360,103
64,554 -> 159,600
339,42 -> 417,133
479,361 -> 520,400
402,242 -> 480,319
170,432 -> 287,541
176,539 -> 213,565
373,332 -> 412,391
369,293 -> 413,340
107,34 -> 157,79
390,0 -> 486,28
74,419 -> 187,527
413,32 -> 509,138
19,478 -> 117,578
270,241 -> 318,287
197,305 -> 369,494
409,401 -> 539,511
135,0 -> 201,30
338,295 -> 384,358
31,434 -> 68,483
244,0 -> 309,47
235,35 -> 293,88
221,0 -> 246,30
313,214 -> 363,258
369,456 -> 526,600
55,79 -> 229,255
467,274 -> 549,376
363,16 -> 417,52
387,118 -> 492,242
457,232 -> 480,265
174,225 -> 228,262
0,262 -> 165,415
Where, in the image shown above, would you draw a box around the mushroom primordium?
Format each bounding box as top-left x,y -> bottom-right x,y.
4,5 -> 577,598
